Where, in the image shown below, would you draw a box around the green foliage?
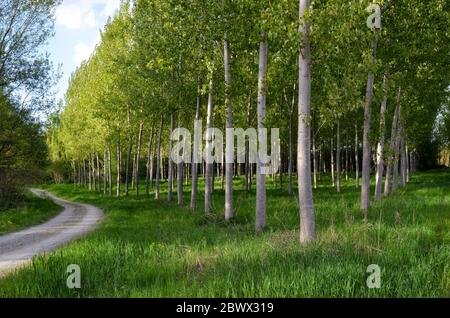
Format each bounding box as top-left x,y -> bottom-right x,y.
0,95 -> 49,208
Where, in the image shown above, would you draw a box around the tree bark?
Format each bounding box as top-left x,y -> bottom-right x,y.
146,125 -> 155,197
331,133 -> 335,187
355,124 -> 359,192
125,139 -> 132,197
312,128 -> 318,190
135,122 -> 143,198
204,75 -> 214,215
177,115 -> 184,206
116,136 -> 121,197
384,94 -> 400,196
287,84 -> 295,196
224,38 -> 234,220
168,113 -> 174,202
108,146 -> 112,196
298,0 -> 315,244
103,150 -> 107,195
190,76 -> 201,211
155,115 -> 163,200
392,103 -> 402,193
336,120 -> 341,193
255,40 -> 268,233
360,37 -> 377,216
400,132 -> 406,188
375,73 -> 388,201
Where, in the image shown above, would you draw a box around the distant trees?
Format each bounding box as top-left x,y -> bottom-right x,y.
0,96 -> 48,208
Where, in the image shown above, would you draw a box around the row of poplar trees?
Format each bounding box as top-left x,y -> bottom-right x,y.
48,0 -> 450,244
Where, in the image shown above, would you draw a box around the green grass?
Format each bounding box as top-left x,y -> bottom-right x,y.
0,170 -> 449,297
0,190 -> 62,235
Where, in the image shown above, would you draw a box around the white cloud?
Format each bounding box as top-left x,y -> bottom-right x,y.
100,0 -> 121,18
55,0 -> 121,30
73,35 -> 100,64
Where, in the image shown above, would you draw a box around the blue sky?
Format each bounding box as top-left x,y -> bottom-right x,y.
47,0 -> 121,102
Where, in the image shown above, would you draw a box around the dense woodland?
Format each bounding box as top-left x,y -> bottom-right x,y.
1,0 -> 450,244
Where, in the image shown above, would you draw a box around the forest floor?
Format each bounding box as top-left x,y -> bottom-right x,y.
0,169 -> 449,297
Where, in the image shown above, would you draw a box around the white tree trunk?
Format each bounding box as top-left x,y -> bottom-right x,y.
168,113 -> 174,202
298,0 -> 315,244
360,37 -> 377,215
155,115 -> 163,200
400,134 -> 406,188
136,122 -> 143,198
331,134 -> 335,187
288,83 -> 295,196
384,97 -> 400,197
312,129 -> 317,190
375,74 -> 388,201
204,75 -> 214,215
146,126 -> 155,197
224,38 -> 234,221
190,77 -> 201,211
256,40 -> 268,233
355,122 -> 359,190
336,120 -> 341,193
392,104 -> 402,193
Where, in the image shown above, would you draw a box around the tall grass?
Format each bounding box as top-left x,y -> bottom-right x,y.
0,170 -> 448,297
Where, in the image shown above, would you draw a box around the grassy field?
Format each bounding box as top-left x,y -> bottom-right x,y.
0,190 -> 62,235
0,170 -> 449,297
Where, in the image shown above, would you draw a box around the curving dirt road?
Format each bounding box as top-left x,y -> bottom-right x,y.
0,189 -> 103,277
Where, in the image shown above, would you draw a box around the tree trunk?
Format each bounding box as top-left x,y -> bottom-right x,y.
177,159 -> 184,205
298,0 -> 315,244
190,76 -> 201,211
204,75 -> 214,215
375,73 -> 388,201
392,103 -> 402,193
224,38 -> 234,220
331,133 -> 335,187
146,125 -> 155,197
288,83 -> 295,196
155,115 -> 163,200
177,115 -> 184,206
103,150 -> 107,195
384,94 -> 400,197
405,142 -> 410,183
255,40 -> 268,233
125,136 -> 132,197
400,133 -> 406,188
116,136 -> 121,197
312,129 -> 318,190
95,153 -> 100,192
360,37 -> 377,216
135,122 -> 143,198
108,146 -> 112,196
336,120 -> 341,193
168,113 -> 174,202
345,137 -> 349,181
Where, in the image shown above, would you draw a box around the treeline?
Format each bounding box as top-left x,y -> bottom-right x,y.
0,0 -> 60,208
49,0 -> 449,243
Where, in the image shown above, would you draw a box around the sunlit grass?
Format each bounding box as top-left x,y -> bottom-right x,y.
0,190 -> 62,235
0,170 -> 448,297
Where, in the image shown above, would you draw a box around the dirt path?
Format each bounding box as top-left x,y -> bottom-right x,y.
0,189 -> 103,277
